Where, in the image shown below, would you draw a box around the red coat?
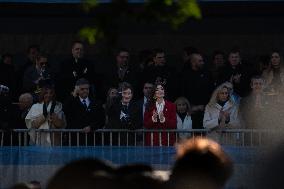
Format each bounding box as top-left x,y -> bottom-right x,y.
144,100 -> 177,146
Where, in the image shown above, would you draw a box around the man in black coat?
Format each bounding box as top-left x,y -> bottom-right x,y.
56,41 -> 103,101
182,53 -> 214,130
64,78 -> 105,146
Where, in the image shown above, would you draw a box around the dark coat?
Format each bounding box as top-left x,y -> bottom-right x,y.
64,96 -> 105,130
56,57 -> 100,101
105,99 -> 142,145
63,96 -> 105,146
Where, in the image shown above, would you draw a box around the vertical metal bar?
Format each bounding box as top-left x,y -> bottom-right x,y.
159,131 -> 162,146
102,132 -> 104,146
60,132 -> 63,147
250,131 -> 253,147
175,131 -> 178,143
52,132 -> 55,146
19,132 -> 21,146
24,132 -> 27,146
69,132 -> 71,146
259,131 -> 262,146
38,131 -> 41,145
77,132 -> 79,147
167,132 -> 170,147
118,132 -> 121,146
151,132 -> 153,146
85,133 -> 88,146
126,131 -> 129,147
1,131 -> 4,146
242,131 -> 245,146
110,132 -> 112,147
10,131 -> 13,146
142,130 -> 145,146
134,132 -> 137,146
93,132 -> 96,146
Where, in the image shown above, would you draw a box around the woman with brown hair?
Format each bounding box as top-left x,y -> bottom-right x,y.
25,85 -> 66,146
144,84 -> 176,146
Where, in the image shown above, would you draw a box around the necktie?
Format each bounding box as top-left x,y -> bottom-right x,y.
82,99 -> 88,109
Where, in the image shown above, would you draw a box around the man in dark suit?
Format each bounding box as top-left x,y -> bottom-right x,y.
56,41 -> 103,101
136,82 -> 154,127
64,78 -> 105,146
104,48 -> 138,98
136,82 -> 154,145
105,82 -> 141,146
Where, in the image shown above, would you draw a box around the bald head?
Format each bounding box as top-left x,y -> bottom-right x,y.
19,93 -> 33,110
190,53 -> 204,71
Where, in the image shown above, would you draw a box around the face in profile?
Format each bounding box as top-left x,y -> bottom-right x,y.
176,101 -> 188,114
228,52 -> 241,67
217,87 -> 229,102
251,79 -> 264,93
155,85 -> 165,99
78,84 -> 89,99
43,88 -> 55,103
121,88 -> 133,104
72,43 -> 84,59
109,88 -> 118,98
270,52 -> 281,67
191,54 -> 204,70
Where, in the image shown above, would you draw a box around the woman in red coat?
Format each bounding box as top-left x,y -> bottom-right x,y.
144,84 -> 177,146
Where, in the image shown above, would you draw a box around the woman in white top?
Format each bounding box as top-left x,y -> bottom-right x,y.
203,82 -> 241,144
25,85 -> 66,146
174,97 -> 192,141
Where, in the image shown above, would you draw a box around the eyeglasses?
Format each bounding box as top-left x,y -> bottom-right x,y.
39,62 -> 48,66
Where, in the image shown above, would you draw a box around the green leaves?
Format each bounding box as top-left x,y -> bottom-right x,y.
79,0 -> 201,44
146,0 -> 202,29
78,27 -> 103,44
82,0 -> 98,12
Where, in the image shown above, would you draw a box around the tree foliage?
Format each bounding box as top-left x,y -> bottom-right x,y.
79,0 -> 201,44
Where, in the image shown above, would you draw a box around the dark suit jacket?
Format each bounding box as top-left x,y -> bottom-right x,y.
56,57 -> 102,101
64,96 -> 105,146
105,99 -> 142,145
64,96 -> 105,130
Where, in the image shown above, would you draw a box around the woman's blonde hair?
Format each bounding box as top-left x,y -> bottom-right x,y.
174,96 -> 191,115
208,82 -> 233,107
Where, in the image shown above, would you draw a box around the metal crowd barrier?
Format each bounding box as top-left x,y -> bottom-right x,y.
0,129 -> 283,147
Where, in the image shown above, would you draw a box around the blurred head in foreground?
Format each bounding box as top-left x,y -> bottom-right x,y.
169,137 -> 233,189
47,158 -> 116,189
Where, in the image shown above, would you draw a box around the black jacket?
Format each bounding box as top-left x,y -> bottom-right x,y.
64,96 -> 105,130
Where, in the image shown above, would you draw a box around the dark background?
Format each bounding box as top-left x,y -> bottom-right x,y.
1,1 -> 284,71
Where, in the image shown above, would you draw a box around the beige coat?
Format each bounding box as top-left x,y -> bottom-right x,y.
25,102 -> 66,146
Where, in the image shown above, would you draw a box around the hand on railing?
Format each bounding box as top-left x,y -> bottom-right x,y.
83,126 -> 91,133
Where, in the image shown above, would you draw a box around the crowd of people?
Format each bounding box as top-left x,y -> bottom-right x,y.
0,41 -> 284,146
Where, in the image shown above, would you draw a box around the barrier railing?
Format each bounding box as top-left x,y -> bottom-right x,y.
0,129 -> 283,147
